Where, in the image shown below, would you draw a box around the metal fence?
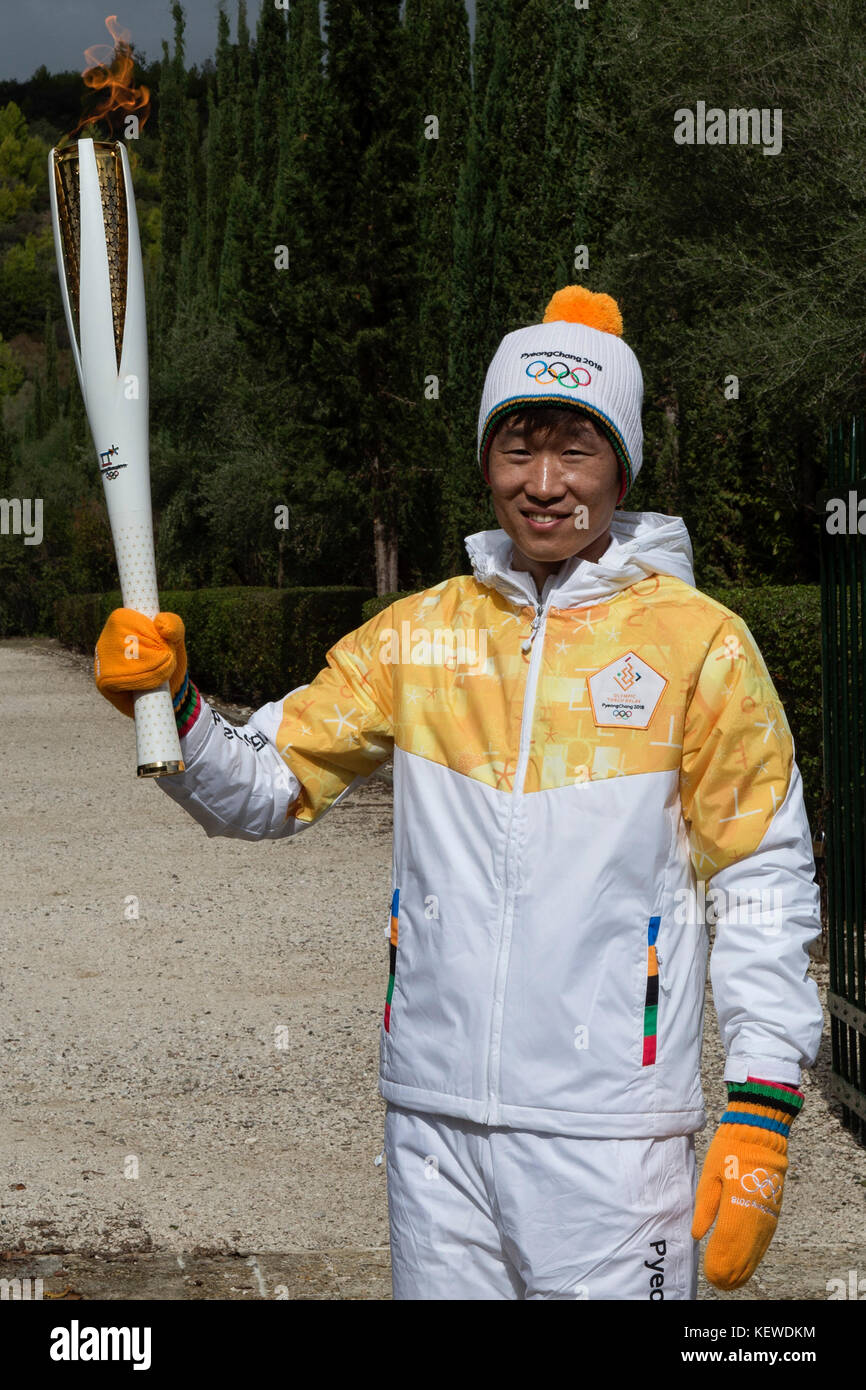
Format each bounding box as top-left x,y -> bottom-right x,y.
819,415 -> 866,1143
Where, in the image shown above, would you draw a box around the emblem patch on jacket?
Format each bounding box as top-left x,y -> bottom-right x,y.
587,651 -> 668,729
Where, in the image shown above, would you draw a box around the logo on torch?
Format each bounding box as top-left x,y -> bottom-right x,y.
98,444 -> 127,480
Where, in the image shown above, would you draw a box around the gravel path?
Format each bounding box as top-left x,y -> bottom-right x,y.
1,637 -> 864,1300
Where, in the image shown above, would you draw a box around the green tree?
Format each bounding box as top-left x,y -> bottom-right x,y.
444,0 -> 510,567
156,3 -> 189,335
234,0 -> 255,180
0,226 -> 56,337
178,92 -> 207,310
217,170 -> 259,336
0,102 -> 46,224
404,0 -> 472,582
576,0 -> 866,584
41,309 -> 59,429
0,332 -> 23,397
324,0 -> 422,592
253,0 -> 288,214
205,7 -> 237,298
267,0 -> 369,582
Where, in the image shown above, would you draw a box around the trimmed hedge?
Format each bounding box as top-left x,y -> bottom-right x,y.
55,586 -> 374,708
361,590 -> 417,622
359,582 -> 823,829
708,584 -> 823,833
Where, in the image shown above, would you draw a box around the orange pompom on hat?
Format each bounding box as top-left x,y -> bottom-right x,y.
542,285 -> 624,336
477,284 -> 643,503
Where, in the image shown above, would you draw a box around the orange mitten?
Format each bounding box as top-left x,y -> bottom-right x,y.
691,1077 -> 803,1291
94,608 -> 188,719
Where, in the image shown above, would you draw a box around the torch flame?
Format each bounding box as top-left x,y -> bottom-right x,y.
64,15 -> 150,142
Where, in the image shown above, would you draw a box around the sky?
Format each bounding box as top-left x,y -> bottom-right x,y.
0,0 -> 476,83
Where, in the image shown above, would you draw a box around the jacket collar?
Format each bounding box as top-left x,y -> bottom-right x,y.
464,511 -> 696,611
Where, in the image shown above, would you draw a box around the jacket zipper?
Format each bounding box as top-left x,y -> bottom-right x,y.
484,598 -> 549,1123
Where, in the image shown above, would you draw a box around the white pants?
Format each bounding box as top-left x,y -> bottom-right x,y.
384,1102 -> 699,1300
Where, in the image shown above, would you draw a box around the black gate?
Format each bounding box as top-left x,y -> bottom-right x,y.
819,415 -> 866,1142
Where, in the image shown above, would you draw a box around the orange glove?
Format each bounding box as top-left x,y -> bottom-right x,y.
692,1076 -> 803,1291
94,608 -> 188,719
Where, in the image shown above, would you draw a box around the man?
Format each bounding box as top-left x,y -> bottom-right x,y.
95,284 -> 822,1299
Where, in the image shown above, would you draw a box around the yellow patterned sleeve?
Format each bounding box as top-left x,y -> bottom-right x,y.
679,613 -> 794,881
273,604 -> 396,824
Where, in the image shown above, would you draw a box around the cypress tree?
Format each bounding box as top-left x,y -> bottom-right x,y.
179,93 -> 207,310
32,373 -> 44,439
444,0 -> 511,566
215,4 -> 237,157
404,0 -> 471,581
489,0 -> 588,331
42,308 -> 59,430
473,0 -> 511,354
0,409 -> 13,493
156,3 -> 189,336
324,0 -> 421,593
543,2 -> 590,290
267,0 -> 372,583
253,0 -> 289,213
204,8 -> 237,299
216,0 -> 280,348
217,170 -> 259,337
271,0 -> 333,337
405,1 -> 470,357
284,0 -> 306,126
234,0 -> 255,180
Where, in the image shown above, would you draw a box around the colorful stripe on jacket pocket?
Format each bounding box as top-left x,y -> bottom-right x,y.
642,915 -> 661,1066
384,888 -> 399,1033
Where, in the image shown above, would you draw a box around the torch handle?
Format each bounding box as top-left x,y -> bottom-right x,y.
113,509 -> 184,777
131,685 -> 183,775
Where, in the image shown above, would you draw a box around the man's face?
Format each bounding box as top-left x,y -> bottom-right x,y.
487,413 -> 622,570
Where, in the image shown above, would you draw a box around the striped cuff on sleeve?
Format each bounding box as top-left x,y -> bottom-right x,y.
172,671 -> 202,738
721,1076 -> 804,1138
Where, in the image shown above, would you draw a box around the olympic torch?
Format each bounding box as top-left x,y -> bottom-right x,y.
49,137 -> 183,776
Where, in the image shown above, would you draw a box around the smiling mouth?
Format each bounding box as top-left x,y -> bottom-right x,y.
520,510 -> 570,525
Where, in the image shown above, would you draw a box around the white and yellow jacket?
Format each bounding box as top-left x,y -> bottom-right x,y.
158,511 -> 823,1138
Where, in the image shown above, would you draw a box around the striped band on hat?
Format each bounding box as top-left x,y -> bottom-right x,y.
479,393 -> 634,501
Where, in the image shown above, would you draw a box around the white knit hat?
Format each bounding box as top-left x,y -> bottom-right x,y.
477,286 -> 644,502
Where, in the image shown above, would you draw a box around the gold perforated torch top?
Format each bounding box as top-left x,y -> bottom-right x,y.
53,141 -> 129,371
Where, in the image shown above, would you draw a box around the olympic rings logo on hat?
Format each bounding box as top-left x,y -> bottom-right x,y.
525,360 -> 592,390
740,1168 -> 782,1202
